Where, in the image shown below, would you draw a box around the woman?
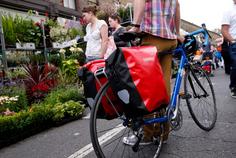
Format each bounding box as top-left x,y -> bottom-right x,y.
108,14 -> 128,47
82,6 -> 108,62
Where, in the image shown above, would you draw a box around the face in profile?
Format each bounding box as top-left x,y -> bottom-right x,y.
108,17 -> 118,28
82,12 -> 93,23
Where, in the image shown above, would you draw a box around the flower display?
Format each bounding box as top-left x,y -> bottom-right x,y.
0,96 -> 19,105
69,45 -> 83,53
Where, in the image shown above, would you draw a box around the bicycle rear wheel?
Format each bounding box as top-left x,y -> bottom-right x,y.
184,65 -> 217,131
90,82 -> 164,158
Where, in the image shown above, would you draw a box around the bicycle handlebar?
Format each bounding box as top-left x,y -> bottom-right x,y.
187,24 -> 211,47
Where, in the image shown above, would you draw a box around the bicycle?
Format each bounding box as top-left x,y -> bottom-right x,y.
89,25 -> 217,158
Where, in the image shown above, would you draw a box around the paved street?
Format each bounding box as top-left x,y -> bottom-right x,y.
0,68 -> 235,158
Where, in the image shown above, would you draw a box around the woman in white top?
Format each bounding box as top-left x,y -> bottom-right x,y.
82,6 -> 108,62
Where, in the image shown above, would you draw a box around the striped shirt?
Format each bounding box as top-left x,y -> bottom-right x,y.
141,0 -> 177,39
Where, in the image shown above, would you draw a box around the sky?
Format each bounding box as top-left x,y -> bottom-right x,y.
179,0 -> 233,31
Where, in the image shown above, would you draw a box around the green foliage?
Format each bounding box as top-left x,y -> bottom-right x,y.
67,53 -> 80,60
66,45 -> 86,65
0,82 -> 85,146
68,28 -> 84,39
2,14 -> 43,46
51,103 -> 65,122
0,97 -> 84,142
7,68 -> 27,79
49,26 -> 82,43
6,52 -> 30,67
117,6 -> 132,22
59,59 -> 80,84
67,53 -> 86,66
48,54 -> 63,67
44,85 -> 84,105
28,54 -> 45,65
0,105 -> 54,140
45,19 -> 59,28
96,11 -> 108,22
63,100 -> 84,117
2,15 -> 17,45
51,100 -> 84,122
0,86 -> 28,113
6,58 -> 18,67
14,15 -> 42,46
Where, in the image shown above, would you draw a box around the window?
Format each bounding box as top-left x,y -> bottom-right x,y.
63,0 -> 76,9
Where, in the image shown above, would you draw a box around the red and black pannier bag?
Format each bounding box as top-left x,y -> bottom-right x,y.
78,59 -> 123,119
105,46 -> 170,117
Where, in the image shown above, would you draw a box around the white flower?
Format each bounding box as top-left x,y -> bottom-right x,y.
69,47 -> 76,52
0,95 -> 18,105
59,48 -> 66,54
76,47 -> 83,52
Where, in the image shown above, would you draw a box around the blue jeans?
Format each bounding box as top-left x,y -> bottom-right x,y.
229,43 -> 236,89
86,56 -> 102,63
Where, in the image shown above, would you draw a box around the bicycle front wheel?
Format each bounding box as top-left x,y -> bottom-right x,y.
90,82 -> 164,158
184,65 -> 217,131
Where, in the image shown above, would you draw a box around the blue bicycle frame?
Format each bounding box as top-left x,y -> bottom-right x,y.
143,27 -> 210,125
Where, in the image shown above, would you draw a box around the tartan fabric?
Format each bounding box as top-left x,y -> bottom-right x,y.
141,0 -> 177,39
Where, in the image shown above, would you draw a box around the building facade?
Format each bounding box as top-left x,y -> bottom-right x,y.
0,0 -> 82,19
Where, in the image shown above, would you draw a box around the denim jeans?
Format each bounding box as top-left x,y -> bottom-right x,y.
85,56 -> 102,63
229,43 -> 236,89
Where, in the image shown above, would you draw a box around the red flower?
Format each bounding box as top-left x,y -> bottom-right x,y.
35,22 -> 41,27
31,81 -> 50,93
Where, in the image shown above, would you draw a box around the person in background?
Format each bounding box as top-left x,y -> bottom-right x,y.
221,0 -> 236,98
221,40 -> 231,74
214,46 -> 224,68
108,14 -> 128,47
82,6 -> 108,62
123,0 -> 182,145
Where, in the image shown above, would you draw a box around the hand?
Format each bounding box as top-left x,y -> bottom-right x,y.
128,26 -> 141,33
177,34 -> 185,43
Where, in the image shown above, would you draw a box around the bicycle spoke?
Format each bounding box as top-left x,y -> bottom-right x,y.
184,66 -> 217,131
110,128 -> 128,157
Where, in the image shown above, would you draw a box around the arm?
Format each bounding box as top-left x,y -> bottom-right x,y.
175,0 -> 180,36
221,25 -> 235,43
133,0 -> 145,25
175,0 -> 184,42
100,24 -> 109,58
129,0 -> 145,32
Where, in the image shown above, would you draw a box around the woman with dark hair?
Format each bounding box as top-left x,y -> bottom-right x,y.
82,6 -> 108,62
108,14 -> 128,47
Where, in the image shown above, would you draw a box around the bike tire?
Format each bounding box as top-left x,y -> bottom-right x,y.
90,81 -> 164,158
184,65 -> 217,131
